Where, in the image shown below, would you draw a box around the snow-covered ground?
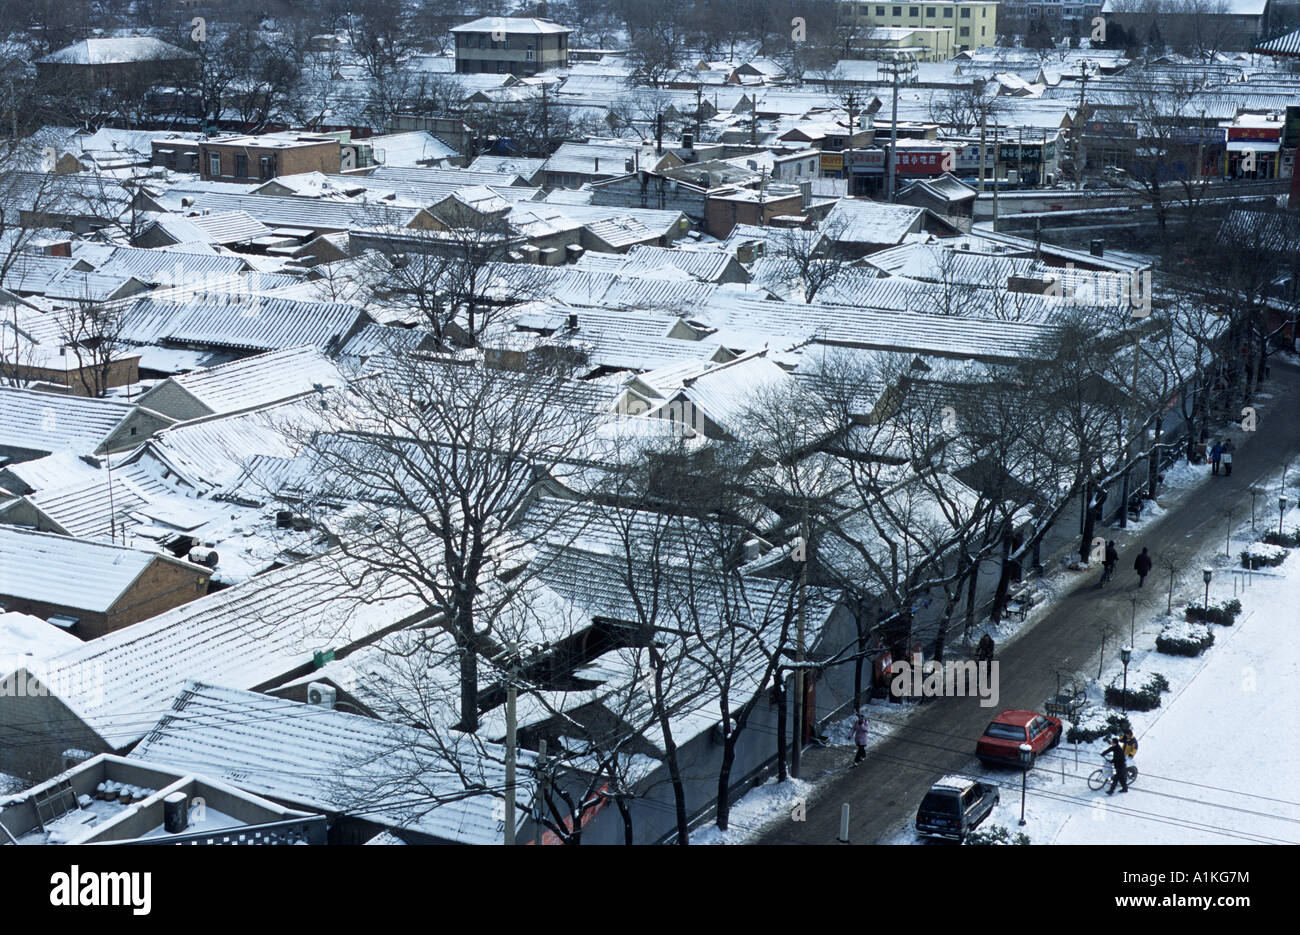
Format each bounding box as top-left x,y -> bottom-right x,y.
698,452 -> 1300,845
692,701 -> 920,844
874,496 -> 1300,845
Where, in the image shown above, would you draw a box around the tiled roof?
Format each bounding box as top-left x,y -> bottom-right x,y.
0,388 -> 133,455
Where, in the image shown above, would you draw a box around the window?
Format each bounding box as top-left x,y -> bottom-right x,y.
235,153 -> 247,177
909,5 -> 919,15
960,25 -> 970,35
478,34 -> 485,48
877,4 -> 885,11
944,7 -> 953,15
207,151 -> 220,176
981,25 -> 986,34
497,60 -> 505,73
926,7 -> 935,15
961,7 -> 971,16
983,723 -> 1027,740
526,47 -> 535,61
259,155 -> 272,178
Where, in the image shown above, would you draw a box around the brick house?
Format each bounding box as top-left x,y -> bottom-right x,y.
0,526 -> 211,641
197,134 -> 342,183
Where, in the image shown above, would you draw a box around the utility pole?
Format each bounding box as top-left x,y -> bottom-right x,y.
1076,63 -> 1088,190
790,520 -> 808,780
978,112 -> 987,194
540,81 -> 550,147
992,123 -> 1000,226
885,56 -> 906,202
503,642 -> 518,845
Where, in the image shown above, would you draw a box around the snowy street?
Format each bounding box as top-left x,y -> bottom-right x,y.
743,358 -> 1300,845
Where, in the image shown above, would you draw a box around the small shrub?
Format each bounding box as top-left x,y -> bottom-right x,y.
1105,672 -> 1169,712
1156,619 -> 1214,657
965,824 -> 1030,846
1066,711 -> 1131,745
1240,542 -> 1288,569
1185,598 -> 1242,626
1262,529 -> 1300,548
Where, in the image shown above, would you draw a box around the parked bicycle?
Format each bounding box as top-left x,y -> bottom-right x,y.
1087,756 -> 1138,791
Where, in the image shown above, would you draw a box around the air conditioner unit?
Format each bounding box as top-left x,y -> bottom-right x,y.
307,682 -> 337,708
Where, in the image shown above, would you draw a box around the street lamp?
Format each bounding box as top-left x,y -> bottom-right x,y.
1280,494 -> 1290,536
1119,645 -> 1133,715
1018,742 -> 1033,826
1202,567 -> 1212,615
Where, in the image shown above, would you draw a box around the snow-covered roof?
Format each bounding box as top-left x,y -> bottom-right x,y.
120,294 -> 369,354
451,16 -> 570,34
37,37 -> 196,65
824,199 -> 927,246
0,611 -> 82,672
0,388 -> 135,455
138,345 -> 346,418
0,525 -> 198,615
33,549 -> 429,749
366,131 -> 459,166
131,681 -> 534,845
143,210 -> 273,246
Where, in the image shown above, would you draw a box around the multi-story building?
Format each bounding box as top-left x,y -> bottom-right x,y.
451,16 -> 571,76
196,133 -> 343,182
1002,0 -> 1103,38
840,1 -> 999,52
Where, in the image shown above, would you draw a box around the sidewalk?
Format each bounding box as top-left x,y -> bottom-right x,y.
756,358 -> 1300,844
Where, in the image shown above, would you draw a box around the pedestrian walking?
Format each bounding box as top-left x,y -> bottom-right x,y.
1100,540 -> 1119,586
1134,546 -> 1152,587
1222,438 -> 1235,476
851,713 -> 870,765
1210,439 -> 1223,475
1102,736 -> 1129,794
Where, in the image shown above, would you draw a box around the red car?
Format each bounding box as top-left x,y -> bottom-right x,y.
976,709 -> 1063,768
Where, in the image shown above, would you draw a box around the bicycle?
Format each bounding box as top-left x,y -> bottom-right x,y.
1087,756 -> 1138,791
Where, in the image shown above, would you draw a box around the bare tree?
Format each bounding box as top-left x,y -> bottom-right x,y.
267,349 -> 601,735
56,298 -> 129,398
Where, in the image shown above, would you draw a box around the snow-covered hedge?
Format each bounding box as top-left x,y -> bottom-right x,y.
1241,541 -> 1288,569
1066,710 -> 1132,745
1105,672 -> 1169,711
1262,529 -> 1300,548
1185,598 -> 1242,626
965,824 -> 1030,845
1156,619 -> 1214,657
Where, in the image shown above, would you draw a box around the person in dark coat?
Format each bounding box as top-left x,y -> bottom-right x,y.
1134,547 -> 1152,587
1209,440 -> 1222,475
1222,438 -> 1235,476
1102,736 -> 1129,794
1100,540 -> 1119,585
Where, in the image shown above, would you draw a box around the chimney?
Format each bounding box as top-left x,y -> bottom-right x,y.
163,791 -> 189,834
1090,239 -> 1105,257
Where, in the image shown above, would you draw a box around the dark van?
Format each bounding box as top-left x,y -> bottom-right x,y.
915,776 -> 999,842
